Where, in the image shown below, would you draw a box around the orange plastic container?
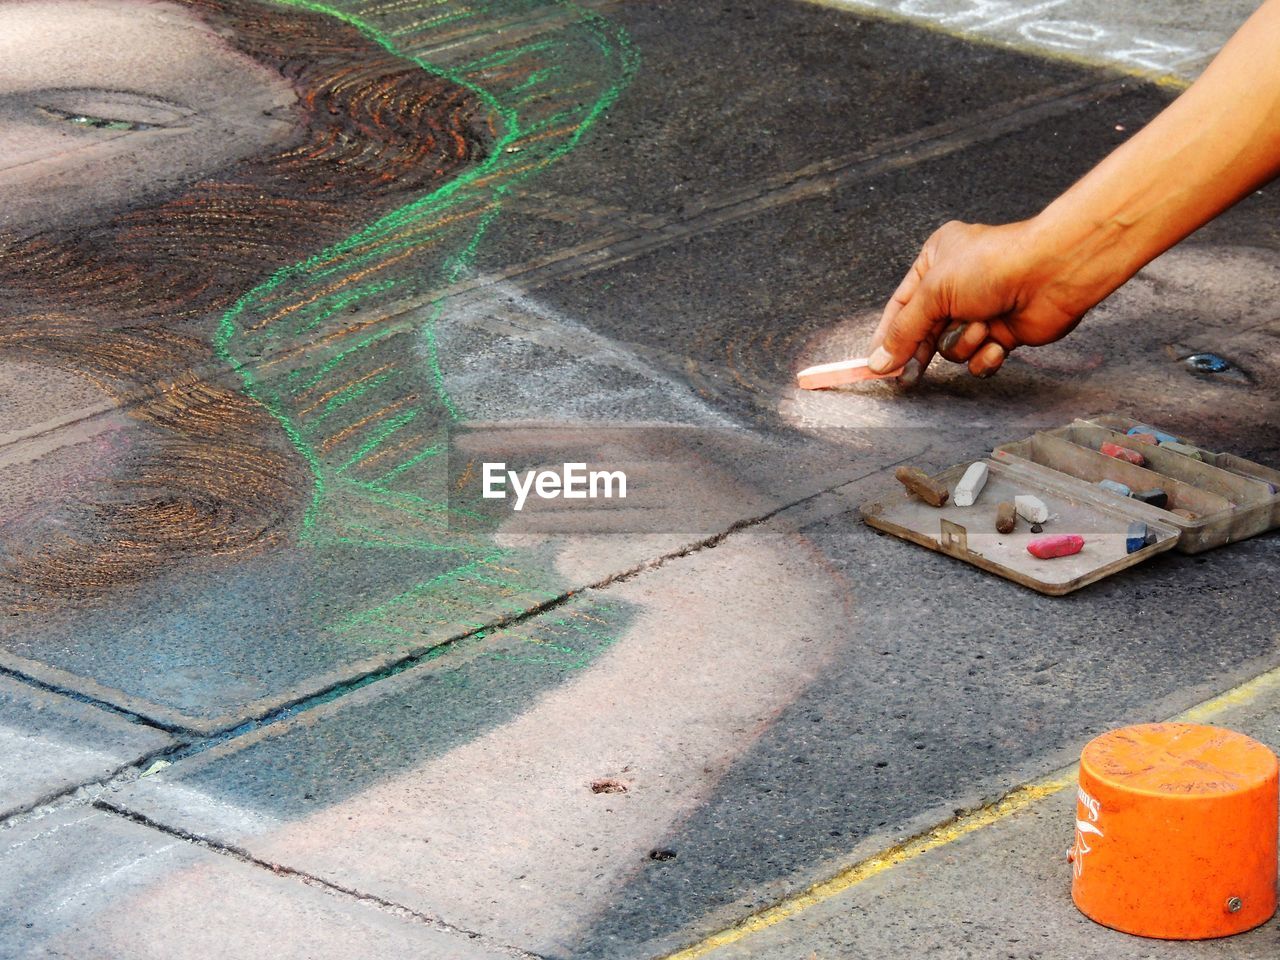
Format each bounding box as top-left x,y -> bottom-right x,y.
1072,723 -> 1279,939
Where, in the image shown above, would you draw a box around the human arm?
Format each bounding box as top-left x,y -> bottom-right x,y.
867,0 -> 1280,382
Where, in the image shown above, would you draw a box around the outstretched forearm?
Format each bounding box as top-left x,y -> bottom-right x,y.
868,0 -> 1280,381
1022,0 -> 1280,316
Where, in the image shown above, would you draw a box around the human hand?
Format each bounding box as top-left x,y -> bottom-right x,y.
867,219 -> 1098,383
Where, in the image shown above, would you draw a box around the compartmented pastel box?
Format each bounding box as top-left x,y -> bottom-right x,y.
860,415 -> 1280,595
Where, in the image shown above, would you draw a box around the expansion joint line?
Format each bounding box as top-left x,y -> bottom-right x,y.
93,799 -> 551,960
0,664 -> 188,735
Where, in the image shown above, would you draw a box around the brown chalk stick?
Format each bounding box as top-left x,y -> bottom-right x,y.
996,500 -> 1016,534
895,466 -> 948,507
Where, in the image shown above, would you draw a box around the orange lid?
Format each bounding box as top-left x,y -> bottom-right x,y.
1073,723 -> 1279,940
1082,722 -> 1278,798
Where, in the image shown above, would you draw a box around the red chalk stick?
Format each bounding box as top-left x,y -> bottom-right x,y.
796,357 -> 905,390
1100,442 -> 1145,466
1027,534 -> 1085,559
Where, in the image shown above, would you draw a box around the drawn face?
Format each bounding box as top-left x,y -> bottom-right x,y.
0,0 -> 297,234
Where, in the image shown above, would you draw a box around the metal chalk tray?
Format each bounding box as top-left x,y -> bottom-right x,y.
860,417 -> 1280,595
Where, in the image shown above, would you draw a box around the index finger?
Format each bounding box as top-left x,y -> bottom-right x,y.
869,251 -> 928,352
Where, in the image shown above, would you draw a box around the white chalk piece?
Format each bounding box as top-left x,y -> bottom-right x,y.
1014,495 -> 1048,524
952,462 -> 989,507
796,357 -> 905,390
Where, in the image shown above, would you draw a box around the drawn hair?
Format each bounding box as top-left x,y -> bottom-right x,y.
0,0 -> 492,607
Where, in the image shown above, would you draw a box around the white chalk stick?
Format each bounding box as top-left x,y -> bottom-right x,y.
796,357 -> 905,390
952,462 -> 989,507
1014,495 -> 1048,524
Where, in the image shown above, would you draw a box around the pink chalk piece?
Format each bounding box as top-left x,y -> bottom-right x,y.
1027,534 -> 1085,559
1128,432 -> 1159,446
796,357 -> 905,390
1100,441 -> 1145,466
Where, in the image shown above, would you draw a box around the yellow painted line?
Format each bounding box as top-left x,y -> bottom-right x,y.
800,0 -> 1192,91
661,660 -> 1280,959
1175,662 -> 1280,724
661,772 -> 1077,960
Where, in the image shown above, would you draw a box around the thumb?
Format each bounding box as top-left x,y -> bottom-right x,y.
868,281 -> 945,373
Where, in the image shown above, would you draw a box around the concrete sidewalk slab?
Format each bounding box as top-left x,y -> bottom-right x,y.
0,807 -> 516,960
106,519 -> 860,958
711,670 -> 1280,960
0,676 -> 170,819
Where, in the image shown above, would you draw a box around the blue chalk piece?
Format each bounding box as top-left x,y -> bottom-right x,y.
1127,424 -> 1180,444
1126,521 -> 1148,554
1098,479 -> 1132,498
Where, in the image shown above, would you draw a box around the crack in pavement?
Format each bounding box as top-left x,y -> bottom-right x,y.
92,798 -> 553,960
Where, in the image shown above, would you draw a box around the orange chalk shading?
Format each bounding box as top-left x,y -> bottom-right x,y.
1072,723 -> 1279,940
796,357 -> 905,390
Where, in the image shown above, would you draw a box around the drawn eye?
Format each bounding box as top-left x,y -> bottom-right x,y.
34,91 -> 191,133
40,106 -> 153,132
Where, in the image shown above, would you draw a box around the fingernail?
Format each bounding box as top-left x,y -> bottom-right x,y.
977,366 -> 998,379
898,357 -> 922,387
938,324 -> 967,355
868,347 -> 894,373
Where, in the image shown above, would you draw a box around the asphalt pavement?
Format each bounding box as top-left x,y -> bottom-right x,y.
3,1 -> 1279,958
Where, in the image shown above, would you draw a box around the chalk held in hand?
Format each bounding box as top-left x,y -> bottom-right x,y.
1028,534 -> 1084,559
952,462 -> 989,507
895,466 -> 948,507
796,357 -> 905,390
1014,495 -> 1048,524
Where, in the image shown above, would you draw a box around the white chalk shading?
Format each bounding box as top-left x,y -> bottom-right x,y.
429,279 -> 735,426
0,694 -> 169,815
0,724 -> 119,798
113,778 -> 285,840
808,0 -> 1255,81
